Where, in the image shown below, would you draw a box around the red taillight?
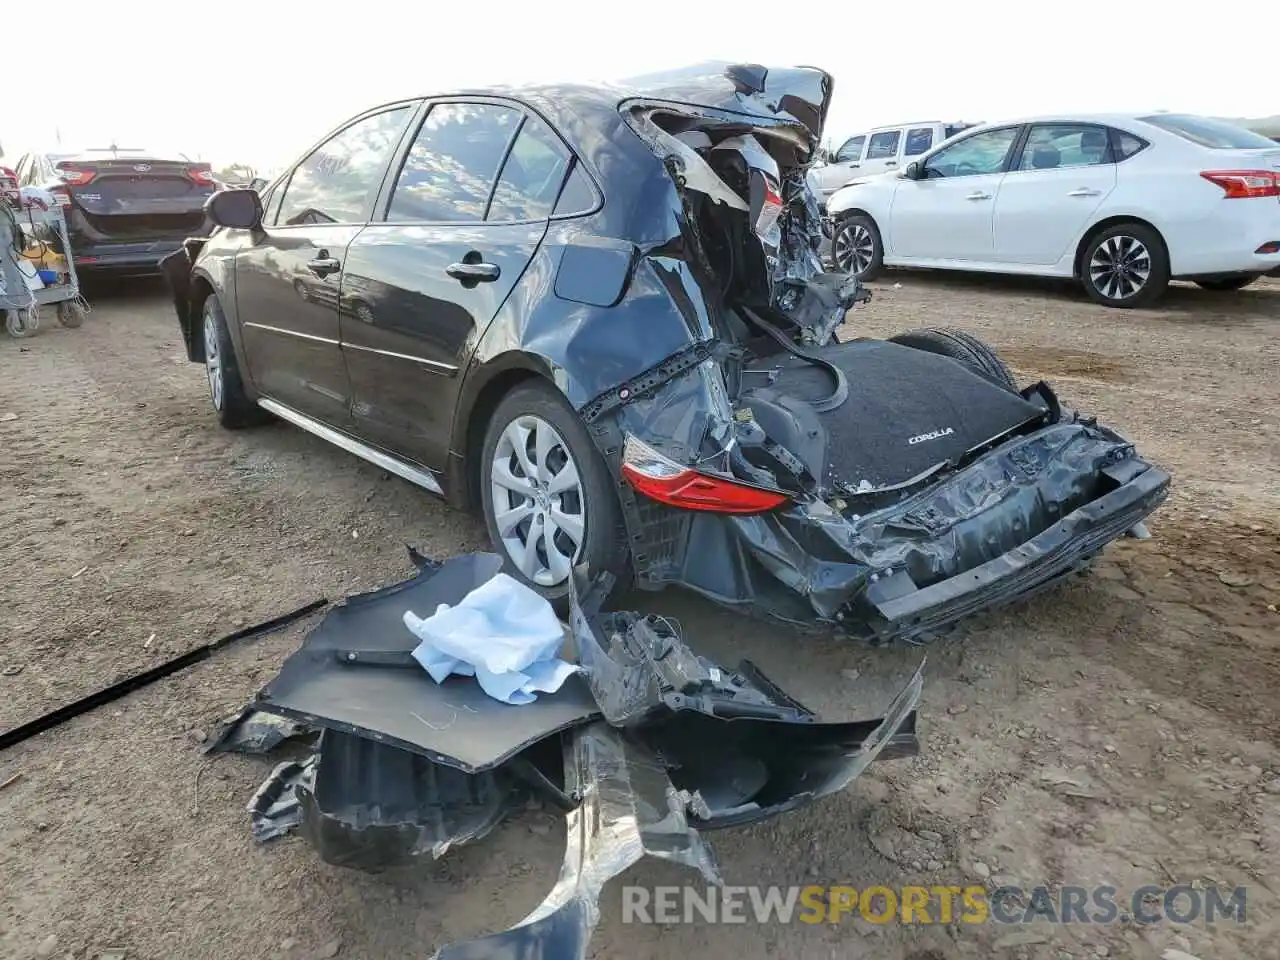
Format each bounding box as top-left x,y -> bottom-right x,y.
620,436 -> 790,514
188,167 -> 215,185
57,167 -> 96,186
1200,170 -> 1279,199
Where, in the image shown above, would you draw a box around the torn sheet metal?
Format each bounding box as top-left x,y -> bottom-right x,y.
433,723 -> 720,960
251,553 -> 600,773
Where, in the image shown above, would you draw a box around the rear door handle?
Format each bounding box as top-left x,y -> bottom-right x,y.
446,261 -> 500,284
966,191 -> 992,201
306,256 -> 341,277
1067,188 -> 1101,197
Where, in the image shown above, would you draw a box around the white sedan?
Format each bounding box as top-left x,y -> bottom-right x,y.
826,113 -> 1280,307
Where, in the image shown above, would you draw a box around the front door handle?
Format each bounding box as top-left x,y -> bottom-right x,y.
306,256 -> 341,277
1067,188 -> 1101,197
885,161 -> 898,167
966,191 -> 992,201
446,261 -> 500,284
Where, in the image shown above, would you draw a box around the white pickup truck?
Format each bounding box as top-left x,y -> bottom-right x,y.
811,120 -> 979,197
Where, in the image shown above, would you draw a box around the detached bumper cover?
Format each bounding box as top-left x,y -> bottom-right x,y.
215,552 -> 924,959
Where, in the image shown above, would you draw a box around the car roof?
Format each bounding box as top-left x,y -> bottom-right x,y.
962,112 -> 1164,129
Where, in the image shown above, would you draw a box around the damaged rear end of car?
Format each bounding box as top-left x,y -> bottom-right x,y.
569,63 -> 1170,640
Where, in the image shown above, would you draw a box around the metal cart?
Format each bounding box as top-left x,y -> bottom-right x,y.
1,198 -> 87,338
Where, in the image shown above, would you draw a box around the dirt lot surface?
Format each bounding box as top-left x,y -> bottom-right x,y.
2,273 -> 1278,960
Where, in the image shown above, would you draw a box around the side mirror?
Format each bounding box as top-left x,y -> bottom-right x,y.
206,188 -> 264,230
904,161 -> 924,180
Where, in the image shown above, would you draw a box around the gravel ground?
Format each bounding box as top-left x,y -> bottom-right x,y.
1,272 -> 1278,960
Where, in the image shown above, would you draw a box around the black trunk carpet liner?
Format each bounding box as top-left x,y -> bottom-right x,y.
747,339 -> 1042,488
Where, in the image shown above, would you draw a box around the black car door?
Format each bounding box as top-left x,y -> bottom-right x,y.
233,103 -> 416,427
338,100 -> 569,471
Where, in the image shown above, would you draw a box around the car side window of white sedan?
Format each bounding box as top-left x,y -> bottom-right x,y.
1015,124 -> 1111,171
923,127 -> 1020,179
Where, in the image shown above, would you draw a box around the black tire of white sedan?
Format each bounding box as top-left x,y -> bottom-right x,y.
833,214 -> 884,281
202,296 -> 266,429
1080,222 -> 1170,308
888,327 -> 1019,392
480,381 -> 628,610
1195,275 -> 1259,292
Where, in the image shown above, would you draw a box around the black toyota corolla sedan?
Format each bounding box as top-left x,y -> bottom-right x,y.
161,61 -> 1169,641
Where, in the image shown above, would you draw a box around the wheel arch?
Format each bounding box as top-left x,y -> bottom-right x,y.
450,353 -> 559,513
183,272 -> 216,362
1073,215 -> 1169,280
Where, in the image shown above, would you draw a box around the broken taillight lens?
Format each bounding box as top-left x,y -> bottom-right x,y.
755,174 -> 784,237
620,436 -> 790,514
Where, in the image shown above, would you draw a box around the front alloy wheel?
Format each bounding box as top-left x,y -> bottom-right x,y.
489,415 -> 586,588
204,310 -> 224,411
835,221 -> 874,275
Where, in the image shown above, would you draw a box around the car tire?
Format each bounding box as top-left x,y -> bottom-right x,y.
202,295 -> 265,429
888,327 -> 1019,392
1194,275 -> 1259,292
480,380 -> 629,611
1080,222 -> 1169,308
833,213 -> 884,281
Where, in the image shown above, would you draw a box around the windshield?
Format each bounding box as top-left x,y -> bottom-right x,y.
1139,114 -> 1276,150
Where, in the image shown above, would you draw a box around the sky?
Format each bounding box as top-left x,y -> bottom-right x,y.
3,0 -> 1274,173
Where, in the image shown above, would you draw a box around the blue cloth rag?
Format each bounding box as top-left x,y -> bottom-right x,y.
403,572 -> 580,705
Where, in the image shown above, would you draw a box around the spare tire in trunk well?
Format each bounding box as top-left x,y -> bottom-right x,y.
887,328 -> 1017,392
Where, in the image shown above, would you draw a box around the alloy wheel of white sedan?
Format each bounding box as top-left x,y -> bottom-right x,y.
835,221 -> 876,275
489,414 -> 587,587
1088,234 -> 1152,302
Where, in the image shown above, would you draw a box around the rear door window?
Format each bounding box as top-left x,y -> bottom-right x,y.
1138,114 -> 1276,149
866,130 -> 902,160
274,106 -> 413,226
487,115 -> 570,221
386,102 -> 521,223
1015,124 -> 1111,170
904,128 -> 934,156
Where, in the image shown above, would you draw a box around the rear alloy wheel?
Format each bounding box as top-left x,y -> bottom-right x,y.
1081,223 -> 1169,308
833,214 -> 884,281
480,382 -> 627,608
1195,274 -> 1259,292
